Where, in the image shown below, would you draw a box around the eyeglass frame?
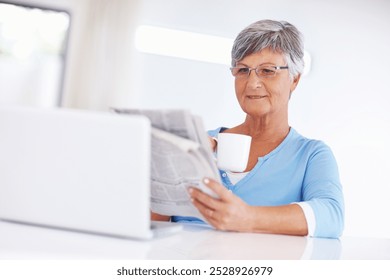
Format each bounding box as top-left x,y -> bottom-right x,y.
230,65 -> 289,78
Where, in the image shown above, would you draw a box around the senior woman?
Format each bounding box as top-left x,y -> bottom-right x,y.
153,19 -> 344,238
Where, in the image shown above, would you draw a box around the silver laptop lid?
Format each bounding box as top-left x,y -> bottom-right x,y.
0,106 -> 152,239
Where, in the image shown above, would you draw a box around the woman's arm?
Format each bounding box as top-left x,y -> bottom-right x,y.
189,178 -> 308,236
300,143 -> 344,237
151,211 -> 170,221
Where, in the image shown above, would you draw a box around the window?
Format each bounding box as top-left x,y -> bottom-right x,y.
0,1 -> 70,107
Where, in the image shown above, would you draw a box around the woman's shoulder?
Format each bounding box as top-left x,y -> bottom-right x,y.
207,127 -> 228,137
207,125 -> 247,137
290,128 -> 334,155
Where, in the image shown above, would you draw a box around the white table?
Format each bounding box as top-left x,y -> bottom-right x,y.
0,220 -> 389,260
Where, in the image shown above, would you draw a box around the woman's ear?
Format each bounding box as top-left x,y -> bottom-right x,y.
290,74 -> 301,93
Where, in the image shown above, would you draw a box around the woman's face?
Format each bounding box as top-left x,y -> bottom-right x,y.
234,48 -> 300,119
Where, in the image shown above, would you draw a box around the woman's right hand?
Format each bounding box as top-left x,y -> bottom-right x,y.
209,136 -> 217,152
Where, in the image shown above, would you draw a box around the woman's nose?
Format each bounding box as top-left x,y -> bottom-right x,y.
247,70 -> 263,88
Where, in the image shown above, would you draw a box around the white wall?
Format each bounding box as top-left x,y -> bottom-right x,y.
10,0 -> 390,238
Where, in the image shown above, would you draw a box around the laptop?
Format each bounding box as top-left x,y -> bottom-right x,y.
0,106 -> 182,240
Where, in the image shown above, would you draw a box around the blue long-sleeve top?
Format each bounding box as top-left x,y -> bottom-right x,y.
172,127 -> 344,238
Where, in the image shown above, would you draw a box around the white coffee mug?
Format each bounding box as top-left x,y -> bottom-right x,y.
216,133 -> 252,172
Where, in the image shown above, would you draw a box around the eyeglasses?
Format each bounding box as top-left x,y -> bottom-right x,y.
230,65 -> 289,78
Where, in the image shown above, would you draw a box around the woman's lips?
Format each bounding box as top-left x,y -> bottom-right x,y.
247,95 -> 266,99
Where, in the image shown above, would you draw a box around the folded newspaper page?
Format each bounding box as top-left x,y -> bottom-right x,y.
112,108 -> 221,221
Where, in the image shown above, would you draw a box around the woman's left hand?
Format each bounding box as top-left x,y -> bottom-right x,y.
189,177 -> 255,232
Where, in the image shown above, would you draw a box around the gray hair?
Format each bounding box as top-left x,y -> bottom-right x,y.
231,19 -> 304,78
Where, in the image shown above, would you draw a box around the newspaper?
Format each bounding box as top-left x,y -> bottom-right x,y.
112,108 -> 221,220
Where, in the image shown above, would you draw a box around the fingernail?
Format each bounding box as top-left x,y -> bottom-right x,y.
188,188 -> 193,194
203,178 -> 210,184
